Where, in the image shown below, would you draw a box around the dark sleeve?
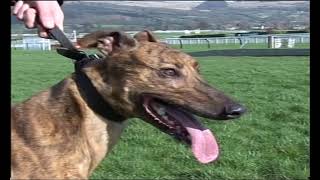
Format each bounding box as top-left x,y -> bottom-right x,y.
11,0 -> 17,6
57,0 -> 64,6
11,0 -> 64,6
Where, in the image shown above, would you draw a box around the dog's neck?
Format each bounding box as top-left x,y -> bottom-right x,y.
74,60 -> 125,122
70,62 -> 129,173
58,77 -> 127,174
44,65 -> 129,175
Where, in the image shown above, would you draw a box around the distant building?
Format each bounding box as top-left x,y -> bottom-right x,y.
226,27 -> 238,30
184,30 -> 191,35
194,29 -> 201,34
292,26 -> 307,30
251,25 -> 270,30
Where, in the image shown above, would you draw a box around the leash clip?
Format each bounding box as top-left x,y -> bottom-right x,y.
47,27 -> 103,64
56,47 -> 88,61
56,48 -> 104,69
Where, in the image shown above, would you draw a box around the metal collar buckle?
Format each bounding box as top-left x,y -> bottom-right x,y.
47,27 -> 103,64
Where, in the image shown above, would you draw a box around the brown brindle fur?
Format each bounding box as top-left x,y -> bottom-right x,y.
11,30 -> 241,179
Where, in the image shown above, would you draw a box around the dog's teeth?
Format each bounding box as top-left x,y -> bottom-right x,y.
156,118 -> 163,123
146,108 -> 153,115
160,122 -> 166,126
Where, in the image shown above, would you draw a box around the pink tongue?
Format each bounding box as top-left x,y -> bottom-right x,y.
164,107 -> 219,164
185,127 -> 219,164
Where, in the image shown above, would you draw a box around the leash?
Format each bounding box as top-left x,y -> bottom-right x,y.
47,27 -> 92,62
47,27 -> 125,122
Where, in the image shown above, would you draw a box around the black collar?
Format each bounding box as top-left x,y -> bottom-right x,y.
47,27 -> 125,122
74,60 -> 125,122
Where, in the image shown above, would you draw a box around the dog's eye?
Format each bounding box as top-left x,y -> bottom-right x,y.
159,68 -> 179,77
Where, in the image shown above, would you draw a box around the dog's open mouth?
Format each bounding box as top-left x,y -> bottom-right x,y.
142,95 -> 219,164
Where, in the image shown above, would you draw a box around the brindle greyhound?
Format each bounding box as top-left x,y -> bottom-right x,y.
11,30 -> 246,179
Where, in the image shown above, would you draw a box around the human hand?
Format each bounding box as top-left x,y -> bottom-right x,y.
12,0 -> 64,38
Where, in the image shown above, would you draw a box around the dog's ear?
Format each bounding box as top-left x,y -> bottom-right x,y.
133,30 -> 158,42
77,31 -> 137,55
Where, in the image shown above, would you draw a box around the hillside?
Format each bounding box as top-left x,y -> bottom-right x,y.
11,1 -> 309,34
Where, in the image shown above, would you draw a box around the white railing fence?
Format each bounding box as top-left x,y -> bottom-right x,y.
165,34 -> 310,47
11,31 -> 310,51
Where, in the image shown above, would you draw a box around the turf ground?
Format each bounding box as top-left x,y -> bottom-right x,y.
11,45 -> 309,179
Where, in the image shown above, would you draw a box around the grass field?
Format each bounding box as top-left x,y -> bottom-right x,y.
11,45 -> 309,179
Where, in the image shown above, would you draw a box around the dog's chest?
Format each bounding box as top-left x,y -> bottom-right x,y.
83,111 -> 127,170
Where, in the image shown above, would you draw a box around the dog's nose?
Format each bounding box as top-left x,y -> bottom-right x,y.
224,104 -> 246,118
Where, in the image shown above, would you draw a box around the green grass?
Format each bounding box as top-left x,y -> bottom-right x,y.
11,48 -> 309,180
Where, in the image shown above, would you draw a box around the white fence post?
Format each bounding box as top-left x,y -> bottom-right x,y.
73,30 -> 77,42
48,39 -> 51,51
22,39 -> 26,50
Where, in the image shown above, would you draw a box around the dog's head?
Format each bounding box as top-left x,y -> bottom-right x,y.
77,30 -> 246,164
